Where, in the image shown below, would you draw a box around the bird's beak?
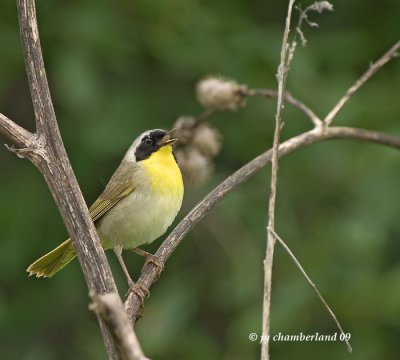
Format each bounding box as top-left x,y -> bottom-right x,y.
158,129 -> 178,147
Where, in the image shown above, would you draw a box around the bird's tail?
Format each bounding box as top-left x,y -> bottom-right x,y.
27,239 -> 76,278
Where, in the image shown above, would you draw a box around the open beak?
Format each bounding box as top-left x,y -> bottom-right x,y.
158,128 -> 178,147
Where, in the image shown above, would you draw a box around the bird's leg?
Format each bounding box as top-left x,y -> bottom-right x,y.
131,247 -> 164,276
113,244 -> 149,300
114,244 -> 135,287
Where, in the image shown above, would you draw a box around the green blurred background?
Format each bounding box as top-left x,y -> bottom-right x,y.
1,0 -> 400,359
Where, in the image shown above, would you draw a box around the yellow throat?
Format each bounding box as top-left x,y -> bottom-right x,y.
140,144 -> 183,196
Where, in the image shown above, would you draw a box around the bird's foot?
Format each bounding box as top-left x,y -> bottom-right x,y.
125,279 -> 150,301
131,248 -> 164,278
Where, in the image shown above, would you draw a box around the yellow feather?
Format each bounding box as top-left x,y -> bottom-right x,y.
141,145 -> 183,198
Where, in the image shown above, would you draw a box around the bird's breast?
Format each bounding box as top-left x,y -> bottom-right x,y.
97,145 -> 184,250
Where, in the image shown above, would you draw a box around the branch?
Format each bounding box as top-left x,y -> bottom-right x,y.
16,0 -> 119,294
248,89 -> 322,127
0,113 -> 36,148
90,292 -> 149,360
17,0 -> 58,137
324,40 -> 400,126
4,2 -> 399,357
262,0 -> 296,358
0,1 -> 147,358
270,228 -> 352,353
295,2 -> 334,47
125,125 -> 400,316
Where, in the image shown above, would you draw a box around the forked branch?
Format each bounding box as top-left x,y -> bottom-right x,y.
0,0 -> 147,358
262,0 -> 296,358
324,41 -> 400,126
269,228 -> 352,353
125,125 -> 400,316
1,1 -> 400,358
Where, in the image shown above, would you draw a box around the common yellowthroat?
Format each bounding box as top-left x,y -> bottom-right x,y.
27,129 -> 184,283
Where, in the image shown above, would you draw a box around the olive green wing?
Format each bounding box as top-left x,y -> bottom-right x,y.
89,161 -> 135,222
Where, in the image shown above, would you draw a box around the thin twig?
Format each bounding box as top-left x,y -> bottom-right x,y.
324,40 -> 400,126
262,0 -> 296,358
196,108 -> 216,123
269,228 -> 352,353
125,125 -> 400,316
248,88 -> 322,127
295,2 -> 334,47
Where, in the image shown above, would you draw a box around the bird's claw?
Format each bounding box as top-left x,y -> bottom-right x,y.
125,280 -> 150,301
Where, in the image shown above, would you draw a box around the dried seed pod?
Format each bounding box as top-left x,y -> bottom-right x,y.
310,1 -> 333,13
196,76 -> 247,111
175,147 -> 212,186
191,124 -> 222,157
173,116 -> 197,145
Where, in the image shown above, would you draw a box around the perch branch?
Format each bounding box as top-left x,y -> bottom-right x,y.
1,1 -> 148,358
324,40 -> 400,126
16,0 -> 118,293
90,292 -> 149,360
125,125 -> 400,316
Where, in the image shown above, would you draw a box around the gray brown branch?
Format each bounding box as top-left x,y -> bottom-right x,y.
125,125 -> 400,316
0,113 -> 36,148
3,2 -> 400,358
90,292 -> 149,360
262,1 -> 296,358
0,1 -> 147,359
16,0 -> 117,294
269,228 -> 352,353
248,89 -> 322,127
324,40 -> 400,126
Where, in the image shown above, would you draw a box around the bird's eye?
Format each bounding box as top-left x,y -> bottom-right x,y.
144,138 -> 153,146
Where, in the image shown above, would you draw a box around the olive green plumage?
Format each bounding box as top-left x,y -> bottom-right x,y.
28,239 -> 76,278
27,129 -> 183,278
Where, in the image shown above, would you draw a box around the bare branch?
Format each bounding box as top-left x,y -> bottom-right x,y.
196,108 -> 216,123
17,0 -> 58,137
16,0 -> 116,293
269,228 -> 352,353
295,2 -> 334,46
324,41 -> 400,126
262,0 -> 296,358
90,292 -> 150,360
2,1 -> 147,358
0,113 -> 36,149
4,2 -> 399,358
16,2 -> 120,355
125,125 -> 400,316
248,88 -> 323,127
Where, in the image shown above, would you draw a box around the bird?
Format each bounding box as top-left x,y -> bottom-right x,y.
27,129 -> 184,290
